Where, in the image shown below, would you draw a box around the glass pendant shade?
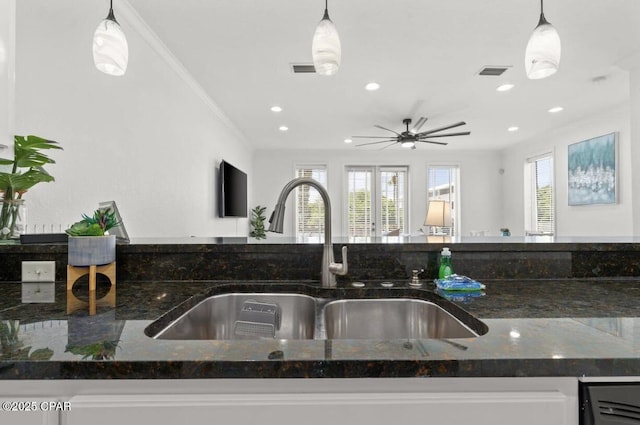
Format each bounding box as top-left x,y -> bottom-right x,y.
525,15 -> 561,79
312,10 -> 341,76
93,17 -> 128,76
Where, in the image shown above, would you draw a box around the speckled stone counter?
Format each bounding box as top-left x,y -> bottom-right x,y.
4,237 -> 640,282
1,277 -> 640,379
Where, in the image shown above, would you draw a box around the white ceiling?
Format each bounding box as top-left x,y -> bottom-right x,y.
128,0 -> 640,151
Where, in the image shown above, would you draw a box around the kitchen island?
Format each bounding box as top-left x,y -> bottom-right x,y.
0,278 -> 639,379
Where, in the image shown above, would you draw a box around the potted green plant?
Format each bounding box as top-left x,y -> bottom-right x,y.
0,135 -> 62,240
249,205 -> 267,239
66,208 -> 121,266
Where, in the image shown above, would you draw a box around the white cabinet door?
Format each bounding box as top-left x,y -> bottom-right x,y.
64,391 -> 569,425
0,398 -> 59,425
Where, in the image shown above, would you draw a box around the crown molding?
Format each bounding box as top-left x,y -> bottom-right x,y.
114,0 -> 251,150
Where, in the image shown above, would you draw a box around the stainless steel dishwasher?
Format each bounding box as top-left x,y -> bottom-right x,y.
580,381 -> 640,424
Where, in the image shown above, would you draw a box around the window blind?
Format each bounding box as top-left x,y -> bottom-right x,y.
295,166 -> 327,242
346,168 -> 373,239
534,156 -> 554,234
427,166 -> 459,236
379,169 -> 406,235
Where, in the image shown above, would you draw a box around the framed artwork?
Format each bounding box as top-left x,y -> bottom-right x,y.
567,132 -> 617,206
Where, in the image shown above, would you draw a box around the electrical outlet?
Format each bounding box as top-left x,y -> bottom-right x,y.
21,261 -> 55,282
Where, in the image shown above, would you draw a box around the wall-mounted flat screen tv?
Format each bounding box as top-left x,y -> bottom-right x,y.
219,160 -> 248,218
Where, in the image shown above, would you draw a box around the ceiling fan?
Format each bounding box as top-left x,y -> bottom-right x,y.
353,117 -> 470,150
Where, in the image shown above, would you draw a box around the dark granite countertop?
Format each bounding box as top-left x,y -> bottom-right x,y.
1,277 -> 640,379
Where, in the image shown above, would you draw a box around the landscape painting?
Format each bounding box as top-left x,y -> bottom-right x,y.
568,132 -> 617,206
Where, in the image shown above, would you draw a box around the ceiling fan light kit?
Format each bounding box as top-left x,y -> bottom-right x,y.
312,0 -> 341,76
525,0 -> 561,80
93,0 -> 128,76
354,118 -> 470,150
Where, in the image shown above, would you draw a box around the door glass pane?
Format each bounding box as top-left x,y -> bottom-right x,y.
379,170 -> 406,235
347,168 -> 373,241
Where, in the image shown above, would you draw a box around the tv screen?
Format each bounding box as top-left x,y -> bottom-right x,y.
219,160 -> 248,218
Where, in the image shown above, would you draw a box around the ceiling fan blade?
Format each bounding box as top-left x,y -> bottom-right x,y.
416,121 -> 466,137
351,135 -> 398,139
356,139 -> 397,147
417,140 -> 448,146
410,117 -> 428,133
419,131 -> 471,139
379,142 -> 398,150
373,124 -> 401,135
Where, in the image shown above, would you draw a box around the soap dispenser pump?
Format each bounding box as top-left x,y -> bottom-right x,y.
438,247 -> 453,279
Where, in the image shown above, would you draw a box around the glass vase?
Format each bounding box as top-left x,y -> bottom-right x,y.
0,199 -> 26,240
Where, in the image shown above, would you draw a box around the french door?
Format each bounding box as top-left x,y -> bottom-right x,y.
346,166 -> 408,240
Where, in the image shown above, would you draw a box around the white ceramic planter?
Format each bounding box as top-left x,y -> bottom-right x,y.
68,235 -> 116,266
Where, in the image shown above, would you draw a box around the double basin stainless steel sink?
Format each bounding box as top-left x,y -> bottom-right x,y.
145,289 -> 488,341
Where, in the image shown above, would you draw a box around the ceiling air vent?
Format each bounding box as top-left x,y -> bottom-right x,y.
477,66 -> 511,76
291,64 -> 317,74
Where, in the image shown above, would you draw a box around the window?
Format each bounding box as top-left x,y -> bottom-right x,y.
295,165 -> 327,242
346,166 -> 408,240
427,166 -> 460,236
525,154 -> 554,235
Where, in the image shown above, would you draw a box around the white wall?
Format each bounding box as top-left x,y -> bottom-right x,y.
502,104 -> 632,237
11,1 -> 636,240
252,148 -> 504,238
0,0 -> 14,151
14,0 -> 252,238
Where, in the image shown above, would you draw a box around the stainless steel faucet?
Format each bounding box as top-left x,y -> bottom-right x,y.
268,177 -> 348,288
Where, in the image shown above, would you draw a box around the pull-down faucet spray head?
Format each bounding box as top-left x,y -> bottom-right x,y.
267,177 -> 348,287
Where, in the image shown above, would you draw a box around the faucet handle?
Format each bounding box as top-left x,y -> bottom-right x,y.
329,246 -> 348,276
409,269 -> 424,287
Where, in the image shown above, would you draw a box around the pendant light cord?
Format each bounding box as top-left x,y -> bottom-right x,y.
322,0 -> 330,21
537,0 -> 548,26
106,0 -> 118,24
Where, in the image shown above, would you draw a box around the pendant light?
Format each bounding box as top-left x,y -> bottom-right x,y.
525,0 -> 561,80
311,0 -> 341,76
93,0 -> 128,76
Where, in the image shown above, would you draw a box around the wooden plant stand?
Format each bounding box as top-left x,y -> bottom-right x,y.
66,261 -> 116,292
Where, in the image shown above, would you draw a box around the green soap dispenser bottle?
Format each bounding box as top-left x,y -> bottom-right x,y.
438,247 -> 453,279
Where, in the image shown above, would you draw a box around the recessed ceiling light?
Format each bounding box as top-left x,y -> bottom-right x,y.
344,138 -> 353,144
365,82 -> 380,91
270,106 -> 283,112
548,106 -> 564,113
507,126 -> 519,132
496,83 -> 515,92
279,125 -> 289,131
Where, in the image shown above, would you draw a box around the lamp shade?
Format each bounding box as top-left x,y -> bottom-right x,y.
93,18 -> 128,76
525,17 -> 561,80
424,200 -> 452,227
312,10 -> 341,76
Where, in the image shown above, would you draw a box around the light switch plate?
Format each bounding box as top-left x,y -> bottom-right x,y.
21,282 -> 55,303
21,261 -> 56,282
